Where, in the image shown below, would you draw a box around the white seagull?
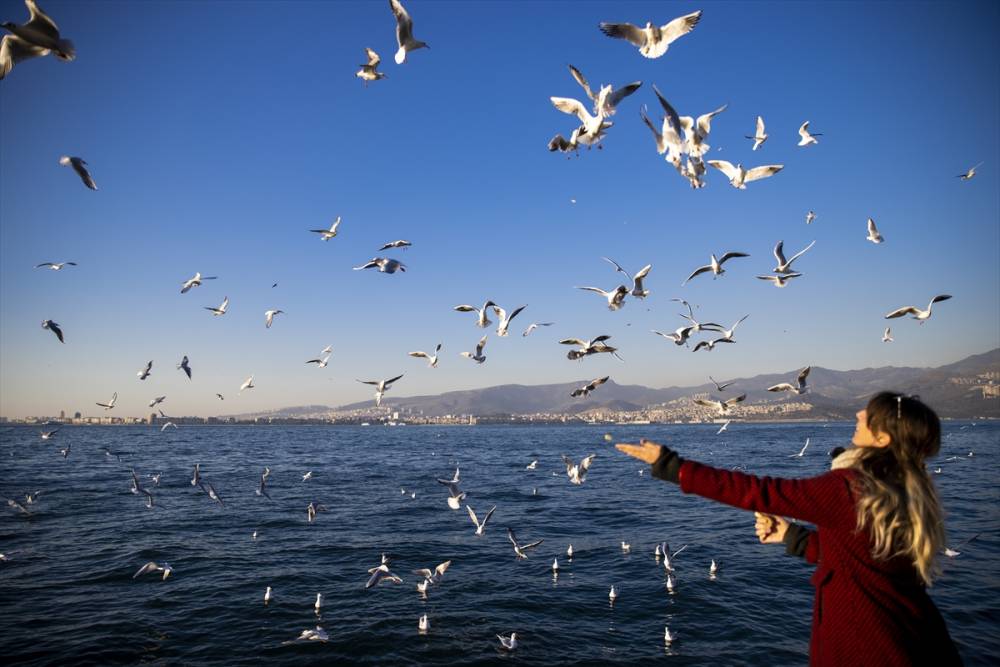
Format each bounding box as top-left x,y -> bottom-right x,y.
767,366 -> 811,394
366,563 -> 404,589
309,216 -> 341,240
409,343 -> 442,368
567,64 -> 642,117
694,394 -> 747,415
354,257 -> 406,273
550,95 -> 613,147
562,454 -> 596,485
305,355 -> 331,368
357,374 -> 404,407
239,374 -> 255,393
507,528 -> 543,559
497,633 -> 518,651
180,272 -> 217,294
58,156 -> 96,190
412,560 -> 450,587
885,295 -> 952,323
96,391 -> 117,410
789,438 -> 810,458
866,218 -> 884,244
137,360 -> 153,380
683,251 -> 749,285
454,300 -> 496,328
264,309 -> 284,328
692,338 -> 734,353
708,314 -> 749,341
467,504 -> 497,536
746,115 -> 767,151
522,322 -> 555,337
651,325 -> 696,346
806,211 -> 816,225
603,257 -> 652,298
639,89 -> 685,168
460,335 -> 488,364
598,10 -> 702,59
34,261 -> 76,270
133,561 -> 172,580
355,48 -> 385,85
756,273 -> 802,287
205,296 -> 228,316
717,420 -> 731,435
576,284 -> 629,311
957,162 -> 983,181
148,396 -> 166,408
571,376 -> 609,398
797,121 -> 822,146
560,334 -> 622,361
492,303 -> 527,337
379,239 -> 411,251
882,327 -> 893,343
1,0 -> 75,80
708,160 -> 783,189
389,0 -> 428,64
772,240 -> 816,274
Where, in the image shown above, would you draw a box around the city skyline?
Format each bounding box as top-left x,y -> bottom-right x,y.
2,1 -> 998,419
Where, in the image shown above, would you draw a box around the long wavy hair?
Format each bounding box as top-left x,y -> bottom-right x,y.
853,392 -> 945,586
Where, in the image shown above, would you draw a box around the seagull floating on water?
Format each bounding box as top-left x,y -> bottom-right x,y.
497,633 -> 518,651
598,10 -> 702,59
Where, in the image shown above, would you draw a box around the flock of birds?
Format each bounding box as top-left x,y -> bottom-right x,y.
1,0 -> 986,654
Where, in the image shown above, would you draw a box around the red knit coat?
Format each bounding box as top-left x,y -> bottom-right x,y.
676,460 -> 962,666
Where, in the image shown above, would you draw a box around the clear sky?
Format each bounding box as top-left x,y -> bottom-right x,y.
1,0 -> 998,418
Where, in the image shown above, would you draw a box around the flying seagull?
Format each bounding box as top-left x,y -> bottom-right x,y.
709,376 -> 734,392
357,374 -> 403,407
389,0 -> 428,64
507,527 -> 543,559
177,355 -> 192,380
866,218 -> 884,244
379,239 -> 411,251
603,257 -> 652,298
148,395 -> 166,408
96,391 -> 117,410
180,272 -> 216,294
746,115 -> 767,151
264,309 -> 284,328
797,121 -> 822,146
692,338 -> 735,353
34,261 -> 76,270
882,327 -> 893,343
885,295 -> 952,323
707,314 -> 749,341
354,257 -> 405,273
454,300 -> 496,328
58,156 -> 96,190
562,453 -> 596,485
133,561 -> 172,580
460,335 -> 488,364
756,273 -> 802,288
957,162 -> 983,181
567,64 -> 641,117
309,216 -> 341,240
560,334 -> 622,361
789,438 -> 810,458
256,467 -> 272,500
651,325 -> 696,346
708,160 -> 783,189
767,366 -> 811,394
683,252 -> 749,285
571,376 -> 609,398
550,96 -> 614,148
355,48 -> 385,85
1,0 -> 76,80
305,355 -> 330,368
694,393 -> 747,415
467,504 -> 496,536
205,296 -> 228,316
576,284 -> 629,311
408,343 -> 441,368
598,10 -> 702,59
137,360 -> 152,380
239,375 -> 255,393
41,318 -> 64,343
492,303 -> 526,337
806,211 -> 816,225
772,240 -> 816,274
522,322 -> 554,337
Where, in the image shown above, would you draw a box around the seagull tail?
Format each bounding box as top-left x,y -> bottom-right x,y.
394,47 -> 406,65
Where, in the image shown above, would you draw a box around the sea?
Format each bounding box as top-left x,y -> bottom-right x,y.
0,422 -> 997,666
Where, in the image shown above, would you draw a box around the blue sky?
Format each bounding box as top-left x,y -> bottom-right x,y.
1,0 -> 997,418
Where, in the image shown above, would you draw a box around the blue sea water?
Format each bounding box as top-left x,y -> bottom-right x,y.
0,422 -> 997,666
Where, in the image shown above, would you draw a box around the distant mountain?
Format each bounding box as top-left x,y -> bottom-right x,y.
235,349 -> 1000,420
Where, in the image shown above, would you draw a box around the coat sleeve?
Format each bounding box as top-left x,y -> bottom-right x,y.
678,460 -> 857,529
783,523 -> 820,564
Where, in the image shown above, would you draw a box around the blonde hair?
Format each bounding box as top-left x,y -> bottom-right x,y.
853,392 -> 945,586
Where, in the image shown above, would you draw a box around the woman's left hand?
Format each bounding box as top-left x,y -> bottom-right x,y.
615,438 -> 664,464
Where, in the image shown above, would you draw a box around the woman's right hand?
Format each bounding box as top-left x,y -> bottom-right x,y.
754,512 -> 789,544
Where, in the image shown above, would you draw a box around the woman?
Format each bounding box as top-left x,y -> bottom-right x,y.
617,392 -> 962,666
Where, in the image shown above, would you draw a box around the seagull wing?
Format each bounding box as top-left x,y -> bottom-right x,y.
550,96 -> 591,124
707,160 -> 738,180
718,252 -> 750,264
767,383 -> 795,392
930,294 -> 952,305
797,367 -> 811,387
639,105 -> 667,154
773,240 -> 787,266
0,35 -> 50,79
481,505 -> 496,526
651,85 -> 683,136
408,351 -> 429,360
576,286 -> 609,297
696,103 -> 728,136
507,527 -> 519,547
660,10 -> 703,45
602,257 -> 631,280
683,265 -> 712,284
133,562 -> 159,579
383,374 -> 404,386
885,306 -> 919,319
389,0 -> 413,46
598,22 -> 647,48
744,165 -> 783,182
725,393 -> 747,406
567,64 -> 595,101
521,539 -> 544,551
559,338 -> 588,347
867,218 -> 879,236
364,47 -> 380,67
785,241 -> 816,266
466,505 -> 480,527
607,81 -> 642,109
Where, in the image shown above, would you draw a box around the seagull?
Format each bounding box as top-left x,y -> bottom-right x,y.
679,104 -> 728,158
199,481 -> 224,506
797,121 -> 822,146
885,295 -> 952,323
41,319 -> 64,343
409,344 -> 442,367
603,257 -> 652,298
215,393 -> 224,400
180,272 -> 217,294
418,615 -> 430,633
177,355 -> 192,380
467,504 -> 496,536
661,543 -> 687,571
550,96 -> 613,147
708,160 -> 783,189
609,585 -> 618,602
767,366 -> 811,394
708,315 -> 749,342
651,325 -> 696,346
710,559 -> 719,576
264,586 -> 272,605
507,528 -> 543,559
305,355 -> 331,368
366,563 -> 404,589
639,94 -> 684,168
943,533 -> 980,558
497,633 -> 518,651
239,375 -> 255,393
866,218 -> 884,244
58,443 -> 70,458
191,464 -> 200,487
306,501 -> 327,523
205,296 -> 229,316
148,396 -> 166,408
547,127 -> 581,154
96,391 -> 117,410
460,335 -> 488,364
566,64 -> 642,117
357,374 -> 403,407
621,541 -> 631,553
492,303 -> 527,337
309,216 -> 341,240
571,376 -> 609,398
379,239 -> 411,251
34,261 -> 76,270
709,376 -> 735,392
302,471 -> 313,481
598,10 -> 702,59
137,360 -> 153,380
790,438 -> 810,457
717,420 -> 731,435
772,240 -> 816,274
957,162 -> 983,181
746,115 -> 767,151
692,338 -> 735,353
23,490 -> 42,505
567,545 -> 573,559
694,394 -> 747,415
264,309 -> 284,328
682,252 -> 749,285
6,497 -> 32,515
522,322 -> 555,337
320,345 -> 333,356
561,335 -> 622,361
355,47 -> 385,85
437,468 -> 465,509
256,467 -> 272,500
664,626 -> 676,644
412,560 -> 450,586
562,454 -> 596,485
454,300 -> 497,328
526,460 -> 538,470
882,327 -> 893,343
149,473 -> 161,486
315,593 -> 323,613
1,0 -> 76,80
806,211 -> 816,225
756,273 -> 802,288
552,558 -> 559,573
133,561 -> 172,580
389,0 -> 428,64
575,284 -> 629,310
284,627 -> 329,644
58,156 -> 96,190
354,257 -> 406,273
40,429 -> 58,439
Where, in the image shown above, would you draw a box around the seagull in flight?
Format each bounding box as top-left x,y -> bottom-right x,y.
180,272 -> 216,294
550,96 -> 613,147
772,240 -> 816,274
603,257 -> 652,298
305,355 -> 331,368
389,0 -> 428,64
41,319 -> 64,343
133,561 -> 172,580
497,633 -> 518,651
148,396 -> 166,408
789,438 -> 810,457
682,251 -> 749,285
40,429 -> 59,440
357,374 -> 403,407
866,218 -> 884,244
957,162 -> 983,181
797,121 -> 822,146
239,374 -> 255,393
716,420 -> 731,434
408,343 -> 441,368
576,284 -> 629,311
309,216 -> 341,240
58,156 -> 96,190
694,394 -> 747,415
756,273 -> 802,288
651,325 -> 696,346
710,376 -> 735,392
566,64 -> 642,117
365,561 -> 404,588
571,376 -> 609,398
522,322 -> 554,337
467,505 -> 496,536
885,295 -> 952,323
34,261 -> 76,270
562,454 -> 596,485
491,303 -> 527,337
454,300 -> 496,328
379,239 -> 411,251
882,327 -> 893,343
256,467 -> 272,500
355,48 -> 385,85
96,391 -> 117,410
460,335 -> 488,364
412,560 -> 451,588
1,0 -> 76,80
160,422 -> 176,432
767,366 -> 811,394
707,314 -> 749,341
679,103 -> 728,158
598,10 -> 702,59
639,90 -> 684,168
137,360 -> 152,380
354,257 -> 406,273
560,334 -> 622,361
692,338 -> 734,353
507,527 -> 544,559
177,355 -> 192,380
806,211 -> 816,225
943,533 -> 981,557
437,468 -> 466,509
264,309 -> 284,328
205,296 -> 228,316
708,160 -> 783,189
746,115 -> 767,151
